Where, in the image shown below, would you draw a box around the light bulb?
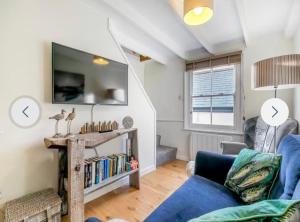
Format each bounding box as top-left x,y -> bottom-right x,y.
193,7 -> 204,15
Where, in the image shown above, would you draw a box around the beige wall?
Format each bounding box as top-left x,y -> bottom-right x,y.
0,0 -> 156,205
293,28 -> 300,125
243,33 -> 295,119
145,33 -> 295,160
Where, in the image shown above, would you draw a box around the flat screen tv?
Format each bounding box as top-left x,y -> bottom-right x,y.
52,43 -> 128,105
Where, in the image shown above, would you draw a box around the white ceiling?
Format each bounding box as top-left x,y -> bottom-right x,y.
98,0 -> 300,62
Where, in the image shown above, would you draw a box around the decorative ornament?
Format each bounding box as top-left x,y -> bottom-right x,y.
49,109 -> 66,138
65,108 -> 76,137
112,121 -> 119,130
122,116 -> 134,129
79,120 -> 119,134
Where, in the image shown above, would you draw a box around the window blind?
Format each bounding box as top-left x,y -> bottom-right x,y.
192,67 -> 235,113
186,52 -> 241,71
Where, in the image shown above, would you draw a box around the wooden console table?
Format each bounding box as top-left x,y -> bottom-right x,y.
44,128 -> 140,222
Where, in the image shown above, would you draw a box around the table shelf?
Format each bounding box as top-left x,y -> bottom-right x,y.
44,128 -> 139,222
44,128 -> 137,149
84,168 -> 139,195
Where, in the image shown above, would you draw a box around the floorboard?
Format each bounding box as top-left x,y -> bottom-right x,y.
84,160 -> 188,222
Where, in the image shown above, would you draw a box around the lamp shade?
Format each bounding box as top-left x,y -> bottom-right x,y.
252,54 -> 300,90
184,0 -> 213,26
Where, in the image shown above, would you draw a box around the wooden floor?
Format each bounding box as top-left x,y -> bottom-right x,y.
84,160 -> 188,222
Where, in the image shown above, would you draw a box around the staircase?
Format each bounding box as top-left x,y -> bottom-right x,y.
156,135 -> 177,166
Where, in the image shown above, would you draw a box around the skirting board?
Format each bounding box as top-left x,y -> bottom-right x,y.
84,164 -> 156,203
140,164 -> 156,176
176,154 -> 189,161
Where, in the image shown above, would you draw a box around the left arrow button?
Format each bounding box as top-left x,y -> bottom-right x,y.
10,96 -> 41,128
22,106 -> 29,118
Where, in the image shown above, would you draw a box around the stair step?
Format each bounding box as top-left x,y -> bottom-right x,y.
156,145 -> 177,166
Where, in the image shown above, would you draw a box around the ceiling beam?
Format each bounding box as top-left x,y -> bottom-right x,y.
103,0 -> 188,59
166,0 -> 215,54
284,0 -> 300,38
234,0 -> 249,47
110,23 -> 169,64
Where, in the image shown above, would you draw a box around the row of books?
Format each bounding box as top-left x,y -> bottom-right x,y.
84,153 -> 131,189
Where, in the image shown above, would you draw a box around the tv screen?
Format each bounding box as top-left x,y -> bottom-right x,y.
52,43 -> 128,105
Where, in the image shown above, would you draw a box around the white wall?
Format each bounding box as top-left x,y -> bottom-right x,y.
145,58 -> 185,121
145,33 -> 295,161
144,58 -> 191,160
0,0 -> 155,206
125,53 -> 145,85
293,28 -> 300,124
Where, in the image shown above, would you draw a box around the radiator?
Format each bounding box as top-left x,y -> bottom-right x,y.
190,132 -> 233,160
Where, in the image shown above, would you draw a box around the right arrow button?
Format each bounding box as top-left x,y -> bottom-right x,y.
272,106 -> 278,118
261,98 -> 289,127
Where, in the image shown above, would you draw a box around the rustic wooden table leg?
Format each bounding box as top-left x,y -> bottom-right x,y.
67,138 -> 85,222
128,130 -> 140,189
129,171 -> 140,189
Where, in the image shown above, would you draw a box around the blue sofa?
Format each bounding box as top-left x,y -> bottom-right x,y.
144,135 -> 300,222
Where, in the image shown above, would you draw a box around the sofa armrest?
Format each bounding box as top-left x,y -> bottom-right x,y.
220,141 -> 248,155
194,151 -> 235,185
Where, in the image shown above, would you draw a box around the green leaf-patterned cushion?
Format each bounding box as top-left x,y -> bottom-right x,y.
188,200 -> 300,222
224,148 -> 282,204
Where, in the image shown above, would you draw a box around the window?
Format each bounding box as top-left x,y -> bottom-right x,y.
192,65 -> 235,126
185,59 -> 243,133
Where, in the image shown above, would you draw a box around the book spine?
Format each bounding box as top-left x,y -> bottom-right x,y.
106,159 -> 110,178
92,161 -> 95,187
95,160 -> 99,184
114,157 -> 117,176
100,159 -> 104,181
84,164 -> 88,188
117,154 -> 122,174
88,163 -> 92,187
126,139 -> 131,162
104,159 -> 107,179
123,154 -> 126,173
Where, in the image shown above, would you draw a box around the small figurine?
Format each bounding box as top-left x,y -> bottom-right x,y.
49,109 -> 66,138
130,157 -> 139,170
112,121 -> 119,130
107,121 -> 112,131
101,121 -> 107,132
65,108 -> 76,137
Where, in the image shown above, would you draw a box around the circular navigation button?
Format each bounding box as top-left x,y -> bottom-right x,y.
10,96 -> 41,128
260,98 -> 289,127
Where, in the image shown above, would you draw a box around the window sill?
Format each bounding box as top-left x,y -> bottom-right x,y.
183,127 -> 244,136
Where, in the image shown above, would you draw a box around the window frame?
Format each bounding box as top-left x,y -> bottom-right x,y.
184,63 -> 244,135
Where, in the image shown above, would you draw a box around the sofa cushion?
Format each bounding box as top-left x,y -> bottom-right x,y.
189,200 -> 300,222
270,135 -> 300,200
292,180 -> 300,200
224,148 -> 281,203
144,175 -> 241,222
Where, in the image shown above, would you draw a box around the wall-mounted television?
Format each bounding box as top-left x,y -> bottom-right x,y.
52,43 -> 128,105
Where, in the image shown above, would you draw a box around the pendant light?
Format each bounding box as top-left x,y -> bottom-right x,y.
184,0 -> 214,26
